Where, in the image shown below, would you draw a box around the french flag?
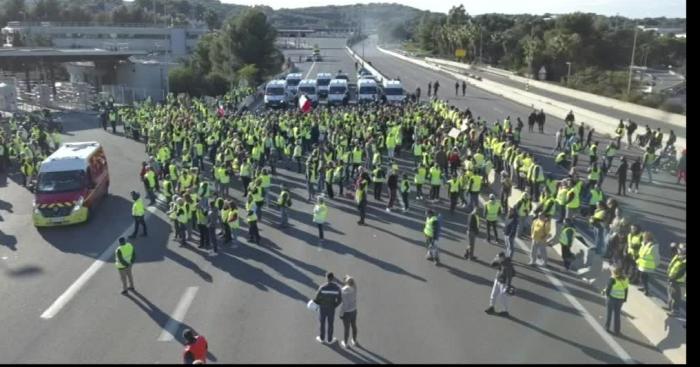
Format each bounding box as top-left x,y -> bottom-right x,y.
299,94 -> 312,113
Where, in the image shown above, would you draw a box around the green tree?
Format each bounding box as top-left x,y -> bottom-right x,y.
215,8 -> 282,83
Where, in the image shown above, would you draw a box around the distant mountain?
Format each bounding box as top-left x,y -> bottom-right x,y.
268,3 -> 428,31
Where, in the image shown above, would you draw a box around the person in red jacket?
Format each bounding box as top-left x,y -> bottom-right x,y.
183,329 -> 208,364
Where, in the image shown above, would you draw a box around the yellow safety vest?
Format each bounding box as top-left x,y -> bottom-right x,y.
609,278 -> 629,300
132,199 -> 145,216
313,204 -> 328,224
627,233 -> 643,257
115,243 -> 134,269
637,242 -> 657,271
668,255 -> 686,283
486,201 -> 500,221
423,215 -> 437,238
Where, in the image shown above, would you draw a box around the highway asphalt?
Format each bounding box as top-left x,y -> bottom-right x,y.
380,41 -> 686,139
0,37 -> 679,363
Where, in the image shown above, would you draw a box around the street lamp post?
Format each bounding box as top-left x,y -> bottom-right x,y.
627,26 -> 639,96
566,61 -> 572,84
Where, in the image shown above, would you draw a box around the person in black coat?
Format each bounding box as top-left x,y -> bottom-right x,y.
536,109 -> 546,133
616,157 -> 629,196
314,272 -> 343,344
629,158 -> 642,194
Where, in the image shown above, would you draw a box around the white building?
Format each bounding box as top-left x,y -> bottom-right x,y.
1,21 -> 208,57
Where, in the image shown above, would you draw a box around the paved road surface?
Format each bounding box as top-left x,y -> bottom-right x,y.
0,38 -> 677,363
378,41 -> 686,139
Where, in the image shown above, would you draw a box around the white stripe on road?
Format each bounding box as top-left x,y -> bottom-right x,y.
40,207 -> 157,319
513,237 -> 635,364
158,286 -> 199,342
304,61 -> 317,80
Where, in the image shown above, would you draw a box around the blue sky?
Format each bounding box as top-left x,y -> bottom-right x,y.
222,0 -> 686,18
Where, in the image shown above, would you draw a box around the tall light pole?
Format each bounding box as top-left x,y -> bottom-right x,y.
627,26 -> 639,96
566,61 -> 572,84
479,29 -> 483,65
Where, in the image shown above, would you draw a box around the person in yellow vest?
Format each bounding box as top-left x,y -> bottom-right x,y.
429,163 -> 442,202
313,196 -> 329,245
529,212 -> 552,267
246,195 -> 261,245
399,173 -> 411,212
622,224 -> 643,283
225,201 -> 240,247
414,163 -> 427,200
20,157 -> 36,188
636,231 -> 660,296
603,266 -> 629,335
484,194 -> 502,242
143,165 -> 158,205
260,168 -> 272,206
129,191 -> 147,238
515,192 -> 532,238
115,237 -> 135,295
447,174 -> 461,214
215,163 -> 230,197
666,243 -> 686,316
589,201 -> 608,255
356,178 -> 368,225
277,183 -> 292,228
558,219 -> 576,271
424,209 -> 440,266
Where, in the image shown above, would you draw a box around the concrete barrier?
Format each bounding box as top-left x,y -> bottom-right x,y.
424,56 -> 686,128
377,46 -> 686,151
346,46 -> 386,82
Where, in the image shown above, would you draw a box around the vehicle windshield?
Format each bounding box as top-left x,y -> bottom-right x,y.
299,86 -> 316,94
317,78 -> 331,86
37,170 -> 85,193
384,88 -> 403,96
329,86 -> 347,94
359,86 -> 377,94
286,79 -> 301,86
266,87 -> 285,96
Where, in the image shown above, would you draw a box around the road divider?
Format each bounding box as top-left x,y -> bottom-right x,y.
346,46 -> 386,82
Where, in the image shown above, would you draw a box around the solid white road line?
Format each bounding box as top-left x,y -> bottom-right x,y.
513,236 -> 635,364
40,207 -> 157,320
158,286 -> 199,342
304,61 -> 317,80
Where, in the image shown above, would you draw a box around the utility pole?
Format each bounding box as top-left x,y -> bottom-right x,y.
626,26 -> 639,96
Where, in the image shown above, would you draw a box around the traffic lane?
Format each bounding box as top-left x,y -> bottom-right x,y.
362,45 -> 685,262
0,113 -> 161,351
463,67 -> 685,138
13,209 -> 203,363
180,163 -> 657,363
355,46 -> 677,358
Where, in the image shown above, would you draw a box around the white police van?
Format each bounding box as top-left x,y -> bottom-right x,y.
382,80 -> 405,104
357,78 -> 379,104
316,72 -> 333,99
298,79 -> 318,106
327,79 -> 349,106
285,72 -> 303,98
264,79 -> 288,108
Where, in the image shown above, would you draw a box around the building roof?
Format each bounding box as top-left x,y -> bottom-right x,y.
0,47 -> 148,58
40,142 -> 101,173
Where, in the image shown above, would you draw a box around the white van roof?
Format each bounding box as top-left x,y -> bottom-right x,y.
383,80 -> 402,88
299,79 -> 317,86
358,78 -> 378,87
40,142 -> 101,173
267,79 -> 286,88
286,73 -> 302,80
329,79 -> 348,86
316,72 -> 332,79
